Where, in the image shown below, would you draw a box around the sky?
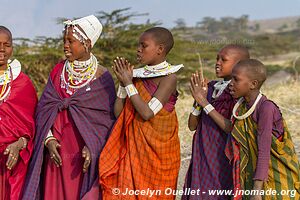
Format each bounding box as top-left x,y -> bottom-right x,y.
1,0 -> 300,39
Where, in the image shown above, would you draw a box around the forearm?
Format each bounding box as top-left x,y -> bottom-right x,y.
207,109 -> 232,133
129,94 -> 154,120
195,98 -> 232,133
114,97 -> 126,117
253,180 -> 264,190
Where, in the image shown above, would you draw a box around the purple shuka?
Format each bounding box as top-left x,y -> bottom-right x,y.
182,81 -> 235,200
22,71 -> 116,200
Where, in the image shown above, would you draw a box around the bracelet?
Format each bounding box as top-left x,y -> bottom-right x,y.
125,84 -> 138,97
117,85 -> 127,99
44,136 -> 57,147
191,106 -> 201,116
203,104 -> 215,115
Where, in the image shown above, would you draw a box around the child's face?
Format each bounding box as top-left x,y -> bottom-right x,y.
0,31 -> 13,68
137,32 -> 163,65
63,27 -> 90,62
215,48 -> 240,80
229,66 -> 252,99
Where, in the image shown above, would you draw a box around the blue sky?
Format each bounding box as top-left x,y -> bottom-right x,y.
1,0 -> 300,38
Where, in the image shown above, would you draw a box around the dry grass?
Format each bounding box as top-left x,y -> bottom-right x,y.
175,81 -> 300,198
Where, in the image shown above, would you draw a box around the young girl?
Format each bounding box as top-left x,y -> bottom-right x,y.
0,26 -> 37,200
99,27 -> 184,199
22,15 -> 116,200
183,45 -> 249,200
226,59 -> 300,200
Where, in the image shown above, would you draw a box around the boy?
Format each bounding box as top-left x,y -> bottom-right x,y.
183,45 -> 249,200
227,59 -> 300,200
99,27 -> 184,199
22,15 -> 116,200
0,26 -> 37,200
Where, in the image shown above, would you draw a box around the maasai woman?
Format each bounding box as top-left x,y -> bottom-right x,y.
22,15 -> 116,200
0,26 -> 37,200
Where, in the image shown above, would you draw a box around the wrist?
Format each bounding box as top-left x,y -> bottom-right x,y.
203,104 -> 215,115
125,84 -> 138,97
195,99 -> 209,107
123,80 -> 133,86
117,84 -> 127,99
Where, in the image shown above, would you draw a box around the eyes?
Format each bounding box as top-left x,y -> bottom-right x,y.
138,42 -> 148,49
216,56 -> 228,62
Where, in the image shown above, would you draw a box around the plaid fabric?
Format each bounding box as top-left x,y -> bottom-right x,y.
22,62 -> 116,200
182,81 -> 235,200
99,79 -> 180,200
230,100 -> 300,200
225,135 -> 242,200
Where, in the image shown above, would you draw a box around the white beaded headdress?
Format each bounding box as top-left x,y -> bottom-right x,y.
63,15 -> 102,47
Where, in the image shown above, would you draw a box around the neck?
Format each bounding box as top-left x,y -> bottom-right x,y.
147,58 -> 166,66
0,64 -> 7,75
223,76 -> 231,81
244,90 -> 260,103
76,53 -> 91,62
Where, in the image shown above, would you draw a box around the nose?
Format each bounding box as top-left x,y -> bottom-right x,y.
137,45 -> 142,53
0,44 -> 4,51
64,41 -> 69,49
216,58 -> 221,66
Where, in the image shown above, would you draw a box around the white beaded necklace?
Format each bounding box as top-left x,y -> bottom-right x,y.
232,93 -> 263,120
0,65 -> 12,102
61,54 -> 98,95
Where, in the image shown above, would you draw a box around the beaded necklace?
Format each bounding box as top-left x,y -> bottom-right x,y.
61,54 -> 98,95
0,64 -> 12,103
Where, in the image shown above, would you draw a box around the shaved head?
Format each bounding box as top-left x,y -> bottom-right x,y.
235,59 -> 267,88
144,27 -> 174,55
221,44 -> 250,61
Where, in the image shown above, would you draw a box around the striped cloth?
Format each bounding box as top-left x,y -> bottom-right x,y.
228,100 -> 300,200
22,62 -> 116,200
182,81 -> 235,200
99,78 -> 180,200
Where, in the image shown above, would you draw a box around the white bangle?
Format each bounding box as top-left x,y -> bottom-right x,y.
191,107 -> 201,116
148,97 -> 163,115
117,85 -> 127,98
125,84 -> 138,97
204,104 -> 215,115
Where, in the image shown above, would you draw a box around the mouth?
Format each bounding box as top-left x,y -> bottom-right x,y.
0,54 -> 6,60
64,50 -> 72,57
136,54 -> 142,62
215,65 -> 221,73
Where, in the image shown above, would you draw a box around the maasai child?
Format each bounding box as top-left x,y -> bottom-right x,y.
226,59 -> 300,200
182,44 -> 250,200
99,27 -> 184,199
0,26 -> 37,200
22,15 -> 116,200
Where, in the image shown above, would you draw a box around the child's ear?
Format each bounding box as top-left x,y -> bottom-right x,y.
250,79 -> 259,90
157,44 -> 164,55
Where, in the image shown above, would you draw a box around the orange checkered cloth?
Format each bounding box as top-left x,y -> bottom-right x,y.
99,79 -> 180,200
